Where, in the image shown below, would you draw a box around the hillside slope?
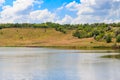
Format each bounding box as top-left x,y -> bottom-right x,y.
0,28 -> 119,49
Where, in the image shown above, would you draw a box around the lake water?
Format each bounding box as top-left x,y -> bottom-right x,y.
0,47 -> 120,80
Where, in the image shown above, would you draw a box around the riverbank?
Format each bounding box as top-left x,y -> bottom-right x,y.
0,28 -> 120,49
101,54 -> 120,59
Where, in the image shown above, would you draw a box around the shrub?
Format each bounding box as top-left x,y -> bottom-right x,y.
116,34 -> 120,43
73,30 -> 87,38
115,28 -> 120,36
87,32 -> 93,38
73,30 -> 81,38
0,27 -> 2,29
105,34 -> 112,43
95,35 -> 102,41
55,27 -> 66,34
94,33 -> 104,41
92,29 -> 100,36
19,36 -> 23,40
106,26 -> 112,31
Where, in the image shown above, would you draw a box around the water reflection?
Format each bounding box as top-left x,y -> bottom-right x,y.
0,47 -> 119,80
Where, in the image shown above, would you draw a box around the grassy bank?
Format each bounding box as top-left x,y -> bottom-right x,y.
0,28 -> 120,49
101,54 -> 120,59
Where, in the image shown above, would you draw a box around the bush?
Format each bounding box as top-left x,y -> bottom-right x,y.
94,33 -> 104,41
106,26 -> 112,31
116,34 -> 120,43
95,35 -> 102,41
55,26 -> 66,34
73,30 -> 87,38
73,30 -> 81,38
19,36 -> 23,40
92,29 -> 100,36
105,34 -> 112,43
115,28 -> 120,36
0,27 -> 2,29
86,33 -> 92,38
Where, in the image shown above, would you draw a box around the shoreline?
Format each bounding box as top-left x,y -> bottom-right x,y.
0,45 -> 119,50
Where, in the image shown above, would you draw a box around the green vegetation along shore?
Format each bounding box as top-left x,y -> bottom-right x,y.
0,22 -> 120,49
101,54 -> 120,59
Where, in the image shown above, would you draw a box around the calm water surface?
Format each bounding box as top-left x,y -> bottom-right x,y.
0,47 -> 120,80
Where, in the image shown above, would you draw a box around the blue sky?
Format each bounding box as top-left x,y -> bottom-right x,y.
40,0 -> 80,10
0,0 -> 120,24
3,0 -> 80,11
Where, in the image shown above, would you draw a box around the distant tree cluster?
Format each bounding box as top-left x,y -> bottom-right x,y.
71,23 -> 120,43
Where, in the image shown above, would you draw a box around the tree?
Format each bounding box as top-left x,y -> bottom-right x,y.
44,23 -> 47,32
92,29 -> 100,36
0,27 -> 2,29
55,26 -> 66,34
105,34 -> 112,43
116,34 -> 120,43
115,28 -> 120,36
73,30 -> 81,38
73,30 -> 87,38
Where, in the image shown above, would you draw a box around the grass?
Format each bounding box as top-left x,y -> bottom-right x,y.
101,54 -> 120,59
0,28 -> 120,49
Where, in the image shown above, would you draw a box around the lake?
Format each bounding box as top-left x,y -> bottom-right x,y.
0,47 -> 120,80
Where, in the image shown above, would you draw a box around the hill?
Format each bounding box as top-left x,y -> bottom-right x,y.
0,28 -> 119,49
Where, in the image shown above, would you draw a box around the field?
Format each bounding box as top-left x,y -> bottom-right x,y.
0,28 -> 119,49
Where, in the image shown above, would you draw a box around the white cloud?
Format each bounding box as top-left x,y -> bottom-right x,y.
29,9 -> 56,23
0,0 -> 35,23
0,0 -> 56,23
57,6 -> 64,11
65,1 -> 80,11
0,0 -> 120,24
0,0 -> 5,6
56,3 -> 67,12
56,15 -> 73,24
64,0 -> 120,24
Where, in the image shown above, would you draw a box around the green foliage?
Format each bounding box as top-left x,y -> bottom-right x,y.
115,28 -> 120,36
110,22 -> 120,27
55,26 -> 67,34
0,27 -> 2,29
92,29 -> 100,36
19,36 -> 23,40
105,34 -> 112,43
73,30 -> 81,38
94,33 -> 104,41
73,30 -> 87,38
106,26 -> 112,31
116,34 -> 120,43
95,36 -> 101,41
